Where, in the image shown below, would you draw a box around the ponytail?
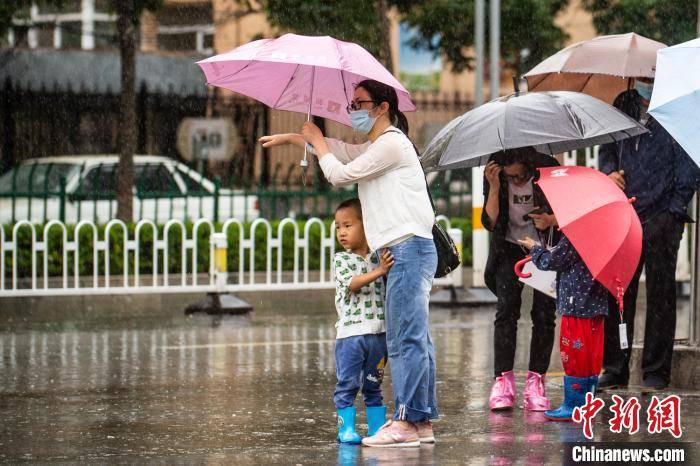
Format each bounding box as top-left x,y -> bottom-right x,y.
356,79 -> 410,135
391,109 -> 409,135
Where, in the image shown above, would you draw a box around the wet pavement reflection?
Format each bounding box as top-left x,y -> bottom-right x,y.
1,305 -> 698,463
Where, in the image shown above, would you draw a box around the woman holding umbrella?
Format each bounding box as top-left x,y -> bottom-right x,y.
260,79 -> 438,448
482,148 -> 559,412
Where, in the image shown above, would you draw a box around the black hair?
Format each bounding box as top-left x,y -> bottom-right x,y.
496,147 -> 538,171
356,79 -> 409,135
335,198 -> 363,220
612,88 -> 642,122
493,147 -> 538,177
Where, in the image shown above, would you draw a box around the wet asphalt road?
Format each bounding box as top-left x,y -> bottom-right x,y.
1,302 -> 698,464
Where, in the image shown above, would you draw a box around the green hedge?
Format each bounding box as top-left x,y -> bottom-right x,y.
2,218 -> 472,278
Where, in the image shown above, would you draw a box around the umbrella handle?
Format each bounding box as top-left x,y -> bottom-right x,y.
514,256 -> 533,278
616,285 -> 625,320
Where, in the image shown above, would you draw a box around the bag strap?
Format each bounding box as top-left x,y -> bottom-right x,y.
380,129 -> 438,215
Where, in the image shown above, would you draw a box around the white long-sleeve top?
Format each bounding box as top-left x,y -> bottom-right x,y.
318,127 -> 434,250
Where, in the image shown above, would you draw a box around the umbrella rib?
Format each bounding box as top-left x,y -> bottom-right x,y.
497,101 -> 507,151
339,69 -> 351,107
206,59 -> 257,86
332,39 -> 352,108
271,63 -> 302,109
580,74 -> 594,93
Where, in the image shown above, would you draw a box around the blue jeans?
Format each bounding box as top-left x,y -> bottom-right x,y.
334,333 -> 388,409
385,236 -> 438,422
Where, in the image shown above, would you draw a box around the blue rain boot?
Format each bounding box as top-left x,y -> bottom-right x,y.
589,375 -> 599,396
337,407 -> 362,444
545,376 -> 589,422
365,405 -> 387,437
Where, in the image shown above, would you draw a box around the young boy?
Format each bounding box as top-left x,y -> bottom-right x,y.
333,198 -> 394,443
519,234 -> 609,421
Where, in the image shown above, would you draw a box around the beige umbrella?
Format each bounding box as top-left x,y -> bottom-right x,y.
524,33 -> 666,103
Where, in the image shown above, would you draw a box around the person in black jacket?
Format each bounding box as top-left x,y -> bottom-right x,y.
598,80 -> 700,392
482,147 -> 559,411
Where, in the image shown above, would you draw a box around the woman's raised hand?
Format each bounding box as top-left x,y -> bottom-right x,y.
259,134 -> 289,148
259,133 -> 306,148
485,161 -> 502,188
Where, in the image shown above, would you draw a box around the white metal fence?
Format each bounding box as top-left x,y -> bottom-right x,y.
0,216 -> 462,297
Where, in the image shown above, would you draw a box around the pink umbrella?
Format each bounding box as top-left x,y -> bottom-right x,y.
197,33 -> 415,126
524,33 -> 666,104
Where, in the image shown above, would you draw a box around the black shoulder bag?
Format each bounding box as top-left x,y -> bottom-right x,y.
383,130 -> 461,278
426,182 -> 462,278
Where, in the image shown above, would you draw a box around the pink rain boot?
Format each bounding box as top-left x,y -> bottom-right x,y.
523,371 -> 551,411
489,370 -> 516,411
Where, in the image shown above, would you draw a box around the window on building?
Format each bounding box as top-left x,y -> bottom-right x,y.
203,33 -> 214,51
38,1 -> 81,14
11,27 -> 29,48
94,21 -> 117,49
11,1 -> 116,50
37,23 -> 54,48
156,4 -> 213,54
94,0 -> 111,13
158,32 -> 197,52
61,22 -> 83,49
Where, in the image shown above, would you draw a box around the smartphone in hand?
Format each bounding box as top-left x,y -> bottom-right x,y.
522,207 -> 546,222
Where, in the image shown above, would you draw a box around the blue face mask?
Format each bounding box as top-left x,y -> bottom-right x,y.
635,81 -> 653,101
349,109 -> 377,134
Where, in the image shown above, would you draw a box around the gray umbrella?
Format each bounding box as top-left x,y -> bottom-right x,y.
420,91 -> 647,172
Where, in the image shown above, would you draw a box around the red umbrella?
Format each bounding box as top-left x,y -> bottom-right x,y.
515,165 -> 642,311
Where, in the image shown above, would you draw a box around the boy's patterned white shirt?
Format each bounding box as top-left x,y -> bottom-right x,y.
333,251 -> 386,339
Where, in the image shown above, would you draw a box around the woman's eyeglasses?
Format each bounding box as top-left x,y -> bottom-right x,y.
346,100 -> 377,113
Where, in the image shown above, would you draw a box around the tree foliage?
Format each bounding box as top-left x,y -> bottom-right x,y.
240,0 -> 572,77
255,0 -> 385,58
392,0 -> 572,74
582,0 -> 699,46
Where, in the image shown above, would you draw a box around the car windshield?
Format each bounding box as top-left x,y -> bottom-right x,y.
175,166 -> 209,194
75,164 -> 117,199
0,163 -> 81,194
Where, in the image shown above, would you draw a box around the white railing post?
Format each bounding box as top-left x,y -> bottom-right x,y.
0,216 -> 467,297
471,166 -> 488,287
563,150 -> 577,166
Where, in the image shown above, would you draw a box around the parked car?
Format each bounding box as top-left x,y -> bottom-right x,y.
0,155 -> 259,224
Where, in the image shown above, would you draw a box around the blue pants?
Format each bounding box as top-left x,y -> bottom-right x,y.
385,236 -> 438,423
334,333 -> 388,409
